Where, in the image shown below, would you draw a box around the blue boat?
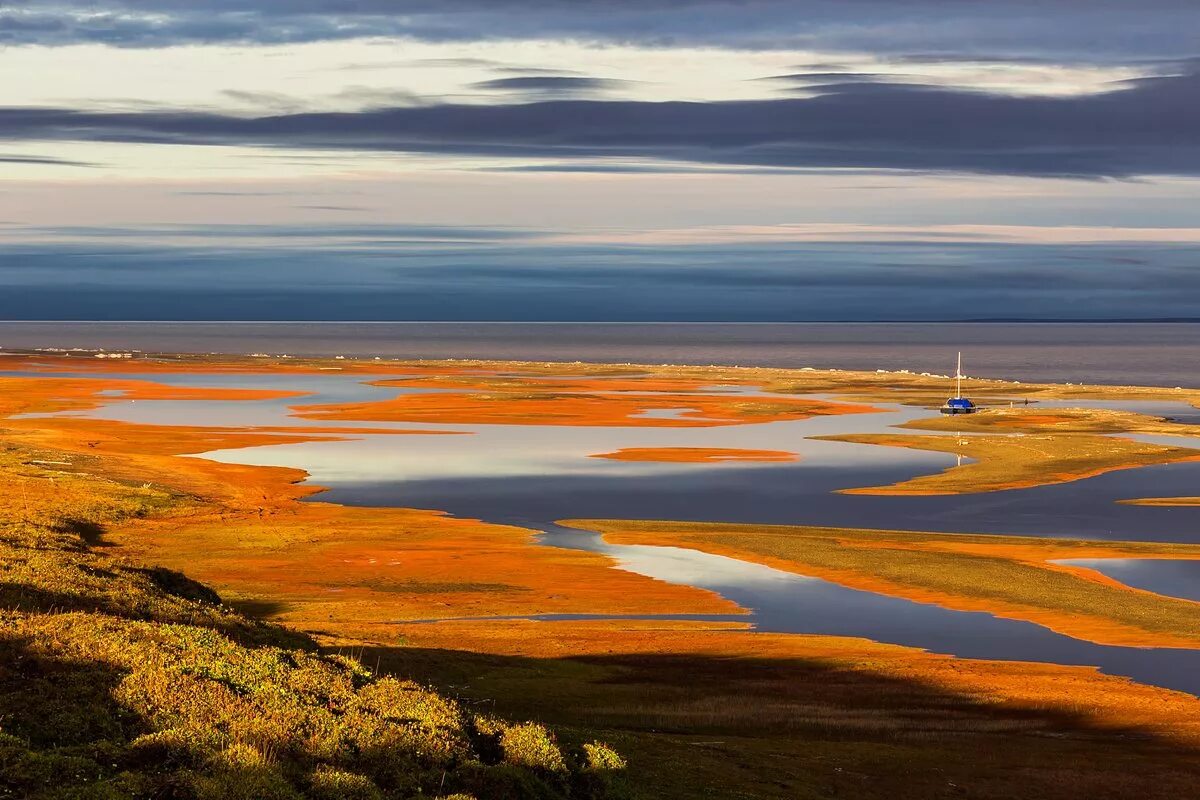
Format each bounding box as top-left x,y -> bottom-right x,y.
940,352 -> 977,415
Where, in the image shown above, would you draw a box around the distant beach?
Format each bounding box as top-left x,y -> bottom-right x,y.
4,321 -> 1200,387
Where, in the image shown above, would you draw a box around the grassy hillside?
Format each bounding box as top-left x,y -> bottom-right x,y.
8,357 -> 1200,799
0,444 -> 625,800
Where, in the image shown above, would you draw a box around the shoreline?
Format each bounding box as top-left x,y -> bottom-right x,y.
6,318 -> 1200,388
3,348 -> 1198,396
7,351 -> 1200,796
6,351 -> 1200,643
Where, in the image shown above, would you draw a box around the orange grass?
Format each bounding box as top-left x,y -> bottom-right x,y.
9,354 -> 1200,797
0,375 -> 306,417
374,375 -> 746,393
566,519 -> 1200,649
0,373 -> 741,640
295,389 -> 878,427
112,503 -> 742,640
899,405 -> 1200,438
818,431 -> 1200,494
1121,495 -> 1200,506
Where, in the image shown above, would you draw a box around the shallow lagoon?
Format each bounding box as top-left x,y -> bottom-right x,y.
1059,559 -> 1200,604
29,368 -> 1200,694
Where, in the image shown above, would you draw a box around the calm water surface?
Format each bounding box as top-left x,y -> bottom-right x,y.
24,367 -> 1200,694
8,321 -> 1200,386
1059,559 -> 1200,604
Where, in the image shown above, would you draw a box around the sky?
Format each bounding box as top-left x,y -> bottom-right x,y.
2,1 -> 1199,320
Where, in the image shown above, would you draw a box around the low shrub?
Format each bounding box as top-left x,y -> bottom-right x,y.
308,765 -> 383,800
582,742 -> 626,772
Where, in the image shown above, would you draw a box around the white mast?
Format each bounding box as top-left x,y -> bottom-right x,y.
955,352 -> 963,399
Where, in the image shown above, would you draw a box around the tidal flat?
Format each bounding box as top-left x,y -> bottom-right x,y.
6,351 -> 1200,798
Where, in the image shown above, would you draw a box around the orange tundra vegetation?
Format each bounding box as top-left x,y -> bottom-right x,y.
374,375 -> 751,393
564,519 -> 1200,649
8,355 -> 1200,798
816,431 -> 1200,494
0,379 -> 630,799
295,387 -> 877,427
0,373 -> 741,635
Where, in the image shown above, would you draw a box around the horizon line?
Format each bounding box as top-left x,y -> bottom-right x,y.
4,319 -> 1200,325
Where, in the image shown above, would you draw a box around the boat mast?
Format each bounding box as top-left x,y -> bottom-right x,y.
955,352 -> 963,399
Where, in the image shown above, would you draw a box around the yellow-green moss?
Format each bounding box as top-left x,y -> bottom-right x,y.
0,446 -> 624,800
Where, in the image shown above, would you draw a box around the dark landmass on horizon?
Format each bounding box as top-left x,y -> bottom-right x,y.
7,319 -> 1200,324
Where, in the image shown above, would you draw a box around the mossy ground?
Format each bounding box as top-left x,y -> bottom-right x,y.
0,445 -> 625,800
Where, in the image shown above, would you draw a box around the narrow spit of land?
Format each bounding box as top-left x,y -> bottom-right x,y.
816,430 -> 1200,495
6,351 -> 1200,799
564,519 -> 1200,649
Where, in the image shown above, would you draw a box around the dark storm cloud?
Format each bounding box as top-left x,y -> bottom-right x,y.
3,0 -> 1199,60
758,72 -> 908,91
481,164 -> 807,174
762,72 -> 897,83
2,237 -> 1199,321
490,67 -> 586,77
471,76 -> 633,98
2,69 -> 1199,177
0,153 -> 99,167
473,76 -> 626,91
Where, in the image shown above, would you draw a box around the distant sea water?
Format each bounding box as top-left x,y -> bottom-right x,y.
3,321 -> 1200,388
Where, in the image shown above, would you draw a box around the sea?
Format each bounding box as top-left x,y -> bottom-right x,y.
3,321 -> 1200,388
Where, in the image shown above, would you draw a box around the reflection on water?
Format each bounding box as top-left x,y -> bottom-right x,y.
1059,559 -> 1200,603
1037,398 -> 1200,425
273,442 -> 1200,542
20,368 -> 1200,694
631,407 -> 705,420
540,525 -> 1200,695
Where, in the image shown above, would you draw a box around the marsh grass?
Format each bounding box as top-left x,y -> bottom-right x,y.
354,579 -> 527,595
0,446 -> 625,800
816,432 -> 1200,495
569,519 -> 1200,646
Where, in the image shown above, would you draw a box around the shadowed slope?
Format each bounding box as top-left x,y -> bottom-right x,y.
370,620 -> 1200,800
0,446 -> 625,800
